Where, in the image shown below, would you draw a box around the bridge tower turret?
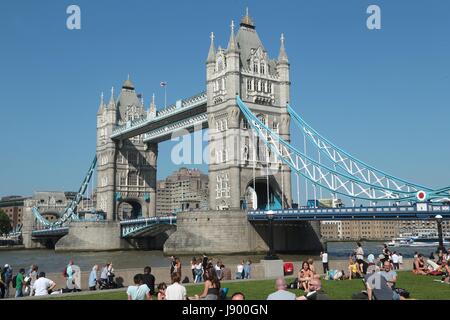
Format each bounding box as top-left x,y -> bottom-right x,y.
96,79 -> 157,220
206,11 -> 292,211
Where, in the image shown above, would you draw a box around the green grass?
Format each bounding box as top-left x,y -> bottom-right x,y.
50,272 -> 450,300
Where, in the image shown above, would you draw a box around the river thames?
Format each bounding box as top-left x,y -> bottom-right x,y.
0,241 -> 438,273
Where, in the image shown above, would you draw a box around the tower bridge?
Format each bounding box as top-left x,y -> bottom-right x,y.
19,10 -> 450,253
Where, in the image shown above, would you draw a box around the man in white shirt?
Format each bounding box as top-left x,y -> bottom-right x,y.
33,272 -> 56,296
391,251 -> 400,270
165,273 -> 186,300
320,251 -> 329,274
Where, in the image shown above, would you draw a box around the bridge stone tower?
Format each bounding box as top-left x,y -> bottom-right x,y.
206,12 -> 292,211
96,79 -> 157,220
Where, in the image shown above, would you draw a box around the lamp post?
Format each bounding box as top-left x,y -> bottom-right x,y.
435,215 -> 446,253
265,210 -> 279,260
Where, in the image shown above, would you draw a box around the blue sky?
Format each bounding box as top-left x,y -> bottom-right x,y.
0,0 -> 449,199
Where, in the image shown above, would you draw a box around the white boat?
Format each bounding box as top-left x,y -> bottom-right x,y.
388,234 -> 450,248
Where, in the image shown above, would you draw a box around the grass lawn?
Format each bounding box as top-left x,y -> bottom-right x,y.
50,272 -> 450,300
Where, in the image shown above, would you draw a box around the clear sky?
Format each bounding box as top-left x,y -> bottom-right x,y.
0,0 -> 449,198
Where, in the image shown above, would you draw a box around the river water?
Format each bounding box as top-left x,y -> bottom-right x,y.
0,242 -> 438,274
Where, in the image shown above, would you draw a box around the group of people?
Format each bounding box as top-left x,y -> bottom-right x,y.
0,264 -> 57,298
412,249 -> 450,283
338,243 -> 404,280
0,259 -> 124,299
128,261 -> 244,300
189,254 -> 249,284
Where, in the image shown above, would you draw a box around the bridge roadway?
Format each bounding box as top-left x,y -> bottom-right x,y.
247,203 -> 450,221
110,92 -> 207,142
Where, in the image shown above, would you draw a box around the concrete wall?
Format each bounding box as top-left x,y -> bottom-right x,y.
55,221 -> 133,251
164,211 -> 268,255
163,211 -> 324,255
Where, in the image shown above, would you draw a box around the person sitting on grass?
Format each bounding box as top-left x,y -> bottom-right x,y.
190,267 -> 221,300
380,260 -> 397,289
307,258 -> 316,274
267,277 -> 296,300
32,272 -> 56,296
413,254 -> 428,275
364,271 -> 404,300
440,260 -> 450,284
298,261 -> 315,292
297,278 -> 322,300
157,282 -> 167,300
348,257 -> 363,280
126,274 -> 151,300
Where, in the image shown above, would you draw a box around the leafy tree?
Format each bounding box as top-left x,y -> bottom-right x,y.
0,209 -> 12,235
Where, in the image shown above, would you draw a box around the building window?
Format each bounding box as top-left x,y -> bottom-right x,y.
258,114 -> 266,125
216,173 -> 231,199
260,63 -> 265,75
120,174 -> 126,186
128,171 -> 138,186
128,152 -> 138,165
242,118 -> 249,129
247,78 -> 252,91
253,61 -> 258,73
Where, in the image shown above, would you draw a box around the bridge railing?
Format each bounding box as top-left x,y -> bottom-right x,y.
143,113 -> 207,142
120,215 -> 177,226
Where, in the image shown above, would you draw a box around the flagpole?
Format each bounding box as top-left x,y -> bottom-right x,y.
165,85 -> 167,108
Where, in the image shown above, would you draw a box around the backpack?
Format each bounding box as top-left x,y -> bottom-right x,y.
288,278 -> 298,289
12,275 -> 17,286
395,288 -> 410,299
62,267 -> 68,278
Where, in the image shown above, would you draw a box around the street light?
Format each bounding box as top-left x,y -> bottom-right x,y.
435,215 -> 446,253
264,210 -> 279,260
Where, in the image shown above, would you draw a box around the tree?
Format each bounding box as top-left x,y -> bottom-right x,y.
0,209 -> 12,235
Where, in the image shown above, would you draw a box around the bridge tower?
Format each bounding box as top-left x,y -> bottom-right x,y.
96,79 -> 157,220
206,12 -> 292,211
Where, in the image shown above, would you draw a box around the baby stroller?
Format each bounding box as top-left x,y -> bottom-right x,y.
99,273 -> 117,290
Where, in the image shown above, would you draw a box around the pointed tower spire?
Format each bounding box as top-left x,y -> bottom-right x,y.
148,93 -> 156,119
108,86 -> 116,109
240,7 -> 255,29
98,92 -> 105,114
206,32 -> 216,63
227,20 -> 238,53
278,33 -> 289,63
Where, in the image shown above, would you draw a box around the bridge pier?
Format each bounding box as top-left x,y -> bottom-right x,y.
22,207 -> 47,249
163,211 -> 323,255
55,221 -> 131,251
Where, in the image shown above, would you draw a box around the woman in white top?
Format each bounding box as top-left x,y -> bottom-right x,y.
236,261 -> 244,279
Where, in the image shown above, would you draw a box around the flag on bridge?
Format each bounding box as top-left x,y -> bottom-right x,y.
160,81 -> 167,87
